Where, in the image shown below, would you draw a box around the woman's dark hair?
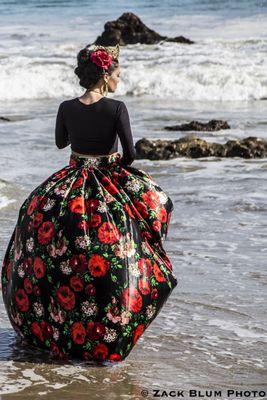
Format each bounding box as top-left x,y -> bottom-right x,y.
74,47 -> 119,89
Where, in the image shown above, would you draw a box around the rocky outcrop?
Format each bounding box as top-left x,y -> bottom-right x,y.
135,136 -> 267,159
165,119 -> 230,132
92,12 -> 194,46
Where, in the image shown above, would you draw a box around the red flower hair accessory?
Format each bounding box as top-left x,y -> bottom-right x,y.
90,49 -> 113,70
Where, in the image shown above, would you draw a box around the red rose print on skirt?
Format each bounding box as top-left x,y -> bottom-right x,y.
97,221 -> 121,244
138,279 -> 151,295
141,190 -> 160,209
70,254 -> 88,273
38,221 -> 55,245
86,321 -> 106,340
56,286 -> 75,310
15,288 -> 29,312
70,276 -> 84,292
33,212 -> 43,228
153,264 -> 166,283
121,287 -> 143,313
88,254 -> 110,277
71,322 -> 86,344
88,214 -> 102,228
27,196 -> 39,216
30,321 -> 45,342
24,277 -> 33,294
69,196 -> 85,214
33,257 -> 46,279
157,208 -> 167,223
133,323 -> 146,344
92,343 -> 109,361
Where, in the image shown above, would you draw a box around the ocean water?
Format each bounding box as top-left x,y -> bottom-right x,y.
0,1 -> 267,399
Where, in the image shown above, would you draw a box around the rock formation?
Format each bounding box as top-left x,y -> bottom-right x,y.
91,12 -> 194,46
135,136 -> 267,159
164,120 -> 230,132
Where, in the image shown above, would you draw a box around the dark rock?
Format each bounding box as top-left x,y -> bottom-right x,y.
165,119 -> 230,132
135,135 -> 267,159
164,36 -> 194,44
173,136 -> 216,158
225,137 -> 267,158
0,116 -> 11,122
93,12 -> 194,46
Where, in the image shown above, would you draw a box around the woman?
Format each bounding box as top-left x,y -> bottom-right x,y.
1,44 -> 178,363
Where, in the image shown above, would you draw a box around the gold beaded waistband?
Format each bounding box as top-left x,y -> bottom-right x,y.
69,151 -> 122,169
71,150 -> 119,159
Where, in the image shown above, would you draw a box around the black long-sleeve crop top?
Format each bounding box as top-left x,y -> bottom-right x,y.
55,97 -> 136,166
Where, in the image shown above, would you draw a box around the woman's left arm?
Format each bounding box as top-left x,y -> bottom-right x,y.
55,103 -> 70,149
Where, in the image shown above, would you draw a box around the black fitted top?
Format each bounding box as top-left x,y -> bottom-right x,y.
55,97 -> 136,166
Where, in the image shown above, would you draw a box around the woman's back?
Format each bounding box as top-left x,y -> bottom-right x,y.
55,97 -> 136,165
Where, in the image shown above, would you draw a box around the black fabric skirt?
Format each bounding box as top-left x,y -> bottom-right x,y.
1,151 -> 178,362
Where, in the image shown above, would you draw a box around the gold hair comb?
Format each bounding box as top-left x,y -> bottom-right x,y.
88,43 -> 120,60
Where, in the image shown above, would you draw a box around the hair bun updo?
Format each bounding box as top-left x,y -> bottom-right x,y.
74,46 -> 119,90
78,47 -> 91,63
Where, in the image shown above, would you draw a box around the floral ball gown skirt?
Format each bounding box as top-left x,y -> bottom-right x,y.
1,151 -> 178,362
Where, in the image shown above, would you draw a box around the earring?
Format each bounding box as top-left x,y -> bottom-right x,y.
104,80 -> 108,97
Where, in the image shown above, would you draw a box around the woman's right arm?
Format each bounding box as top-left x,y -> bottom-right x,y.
55,103 -> 70,149
115,102 -> 136,166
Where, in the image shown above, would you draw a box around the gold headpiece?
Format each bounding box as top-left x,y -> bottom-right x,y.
88,43 -> 120,60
